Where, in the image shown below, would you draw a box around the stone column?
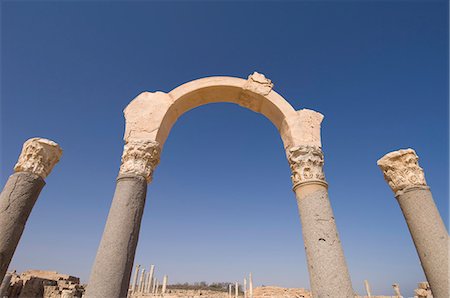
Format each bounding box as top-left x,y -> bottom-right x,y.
0,272 -> 12,297
132,265 -> 140,293
162,275 -> 167,294
235,282 -> 238,298
85,140 -> 160,298
0,138 -> 62,283
146,265 -> 155,293
248,273 -> 253,298
229,284 -> 232,298
364,280 -> 372,297
392,283 -> 401,298
243,278 -> 247,298
378,149 -> 449,298
287,110 -> 354,298
139,269 -> 146,293
152,278 -> 157,294
144,271 -> 150,293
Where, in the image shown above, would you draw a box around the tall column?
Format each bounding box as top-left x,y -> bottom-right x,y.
139,269 -> 146,293
235,282 -> 238,298
0,272 -> 12,297
132,265 -> 140,293
152,278 -> 157,294
377,149 -> 449,298
85,140 -> 160,298
146,265 -> 155,293
144,271 -> 150,293
162,275 -> 168,294
229,284 -> 232,298
248,273 -> 253,298
243,278 -> 247,298
364,280 -> 372,297
0,138 -> 62,283
287,110 -> 354,297
392,283 -> 401,298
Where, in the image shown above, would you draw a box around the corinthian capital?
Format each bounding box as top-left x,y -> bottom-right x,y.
287,145 -> 326,189
119,139 -> 161,183
14,138 -> 62,179
377,148 -> 428,196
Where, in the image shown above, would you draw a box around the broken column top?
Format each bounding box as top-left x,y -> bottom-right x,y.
377,148 -> 428,195
14,137 -> 62,179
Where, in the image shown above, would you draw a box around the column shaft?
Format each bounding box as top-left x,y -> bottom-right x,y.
0,273 -> 12,297
0,137 -> 61,284
397,188 -> 448,297
294,183 -> 354,297
378,148 -> 449,298
0,172 -> 45,282
85,174 -> 147,298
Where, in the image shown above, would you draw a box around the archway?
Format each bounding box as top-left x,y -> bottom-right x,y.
85,73 -> 354,298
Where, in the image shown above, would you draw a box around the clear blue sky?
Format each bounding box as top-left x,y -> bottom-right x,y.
1,1 -> 448,296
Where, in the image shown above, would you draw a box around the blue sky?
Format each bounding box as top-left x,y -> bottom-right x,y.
1,1 -> 448,296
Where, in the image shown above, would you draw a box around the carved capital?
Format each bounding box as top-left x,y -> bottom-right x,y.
119,140 -> 161,183
287,145 -> 326,189
377,148 -> 427,195
14,138 -> 62,179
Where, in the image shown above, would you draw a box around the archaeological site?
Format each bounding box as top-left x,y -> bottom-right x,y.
0,73 -> 448,298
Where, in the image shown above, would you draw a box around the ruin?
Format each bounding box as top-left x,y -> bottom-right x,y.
0,270 -> 84,298
84,73 -> 353,298
0,138 -> 62,283
0,73 -> 448,298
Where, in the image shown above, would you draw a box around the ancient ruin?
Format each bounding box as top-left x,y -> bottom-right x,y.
84,73 -> 354,298
377,149 -> 449,297
0,73 -> 448,298
0,270 -> 84,298
0,138 -> 62,283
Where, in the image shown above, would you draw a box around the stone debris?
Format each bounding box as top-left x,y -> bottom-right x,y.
1,270 -> 84,298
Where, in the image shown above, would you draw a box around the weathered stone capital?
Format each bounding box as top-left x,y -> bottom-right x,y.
287,145 -> 327,189
243,72 -> 274,96
119,140 -> 161,183
377,148 -> 428,196
13,138 -> 62,179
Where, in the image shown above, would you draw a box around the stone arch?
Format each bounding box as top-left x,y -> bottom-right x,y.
123,72 -> 322,152
85,72 -> 354,298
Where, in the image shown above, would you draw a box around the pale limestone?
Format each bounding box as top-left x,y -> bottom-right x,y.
119,140 -> 161,183
14,138 -> 62,179
281,109 -> 324,150
88,73 -> 353,298
378,149 -> 449,298
377,148 -> 427,196
243,72 -> 274,96
287,145 -> 326,189
122,73 -> 310,151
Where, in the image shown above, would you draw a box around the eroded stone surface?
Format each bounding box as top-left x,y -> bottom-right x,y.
243,72 -> 274,96
3,270 -> 83,298
377,148 -> 427,195
123,73 -> 300,150
280,109 -> 324,151
119,140 -> 161,183
14,138 -> 62,179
